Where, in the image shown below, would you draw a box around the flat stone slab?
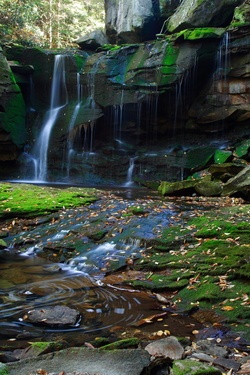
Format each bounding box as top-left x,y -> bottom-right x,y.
7,347 -> 151,375
23,305 -> 80,326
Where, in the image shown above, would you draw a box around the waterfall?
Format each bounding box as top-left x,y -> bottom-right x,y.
113,89 -> 124,142
125,157 -> 136,186
34,55 -> 68,181
66,72 -> 81,177
213,32 -> 230,87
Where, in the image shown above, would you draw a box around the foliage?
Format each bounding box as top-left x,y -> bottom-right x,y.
0,0 -> 105,47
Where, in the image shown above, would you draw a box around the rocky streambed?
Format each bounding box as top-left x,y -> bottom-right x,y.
0,183 -> 249,374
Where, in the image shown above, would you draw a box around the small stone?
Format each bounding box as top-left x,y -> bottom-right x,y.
212,357 -> 240,371
145,336 -> 184,360
196,339 -> 228,358
192,352 -> 214,363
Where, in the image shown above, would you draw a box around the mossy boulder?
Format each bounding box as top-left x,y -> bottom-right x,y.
167,0 -> 245,33
194,180 -> 223,196
231,0 -> 250,25
158,180 -> 197,196
222,164 -> 250,197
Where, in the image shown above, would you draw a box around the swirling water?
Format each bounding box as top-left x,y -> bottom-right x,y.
0,188 -> 204,347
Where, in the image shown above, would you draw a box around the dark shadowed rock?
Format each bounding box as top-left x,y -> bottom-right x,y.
76,29 -> 109,50
222,164 -> 250,196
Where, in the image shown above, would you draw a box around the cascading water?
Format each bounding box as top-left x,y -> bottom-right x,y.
125,157 -> 136,186
65,72 -> 81,177
215,31 -> 230,82
113,89 -> 124,142
34,55 -> 68,181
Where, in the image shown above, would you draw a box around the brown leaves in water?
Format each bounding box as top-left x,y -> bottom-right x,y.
132,311 -> 167,327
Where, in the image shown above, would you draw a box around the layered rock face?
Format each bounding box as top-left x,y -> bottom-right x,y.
0,48 -> 26,164
0,0 -> 250,185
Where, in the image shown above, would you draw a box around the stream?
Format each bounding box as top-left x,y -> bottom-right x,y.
0,187 -> 214,349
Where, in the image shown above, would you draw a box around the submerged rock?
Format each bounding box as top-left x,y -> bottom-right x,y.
23,305 -> 81,327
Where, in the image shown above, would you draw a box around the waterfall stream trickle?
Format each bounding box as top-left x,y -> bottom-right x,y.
66,73 -> 82,177
125,157 -> 136,186
34,55 -> 68,181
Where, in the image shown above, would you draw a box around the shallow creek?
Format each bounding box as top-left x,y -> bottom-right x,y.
0,187 -> 218,349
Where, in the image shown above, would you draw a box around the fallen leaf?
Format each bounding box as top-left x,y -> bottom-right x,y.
36,370 -> 48,375
131,312 -> 167,327
221,306 -> 234,311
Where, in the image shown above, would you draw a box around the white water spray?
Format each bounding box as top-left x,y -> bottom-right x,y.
34,55 -> 68,181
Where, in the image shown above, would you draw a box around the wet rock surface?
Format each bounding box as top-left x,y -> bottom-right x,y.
5,335 -> 250,375
23,305 -> 81,327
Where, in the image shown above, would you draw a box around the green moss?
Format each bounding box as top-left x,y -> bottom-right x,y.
30,341 -> 55,351
100,338 -> 140,350
0,183 -> 98,218
234,139 -> 250,158
180,28 -> 225,40
159,180 -> 196,196
129,275 -> 189,291
160,42 -> 180,84
99,44 -> 122,52
0,90 -> 26,147
91,337 -> 111,347
126,202 -> 250,337
128,206 -> 149,215
172,359 -> 222,375
0,363 -> 9,375
214,150 -> 232,164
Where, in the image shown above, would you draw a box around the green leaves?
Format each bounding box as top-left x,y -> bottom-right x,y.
0,0 -> 105,47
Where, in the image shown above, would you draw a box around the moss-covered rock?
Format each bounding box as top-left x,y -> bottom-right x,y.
231,0 -> 250,25
194,180 -> 223,196
167,0 -> 244,33
158,180 -> 197,196
222,164 -> 250,196
0,363 -> 8,375
100,338 -> 140,350
175,27 -> 226,40
214,149 -> 232,164
234,139 -> 250,158
170,359 -> 222,375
